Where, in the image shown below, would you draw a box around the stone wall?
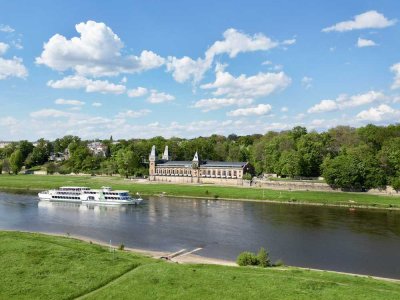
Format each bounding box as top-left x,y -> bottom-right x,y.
151,175 -> 243,186
253,179 -> 399,196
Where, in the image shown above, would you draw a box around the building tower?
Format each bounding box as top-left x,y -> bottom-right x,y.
149,145 -> 157,179
162,145 -> 170,161
191,151 -> 200,182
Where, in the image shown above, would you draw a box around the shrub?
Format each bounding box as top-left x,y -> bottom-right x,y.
236,251 -> 259,266
274,259 -> 285,267
257,247 -> 271,267
391,177 -> 400,191
118,243 -> 125,251
243,173 -> 253,180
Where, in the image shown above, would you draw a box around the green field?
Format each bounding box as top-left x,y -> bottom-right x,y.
0,174 -> 399,209
1,231 -> 399,300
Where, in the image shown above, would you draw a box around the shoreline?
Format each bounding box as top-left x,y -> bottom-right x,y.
1,185 -> 400,211
2,229 -> 399,283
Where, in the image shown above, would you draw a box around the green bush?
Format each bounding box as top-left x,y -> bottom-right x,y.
236,252 -> 259,266
257,247 -> 271,267
391,177 -> 400,191
118,243 -> 125,251
243,173 -> 252,180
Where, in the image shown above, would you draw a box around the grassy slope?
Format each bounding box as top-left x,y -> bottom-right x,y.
1,232 -> 400,300
1,174 -> 400,208
0,174 -> 400,208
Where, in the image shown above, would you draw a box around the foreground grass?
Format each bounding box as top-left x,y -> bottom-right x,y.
1,231 -> 400,300
0,174 -> 400,209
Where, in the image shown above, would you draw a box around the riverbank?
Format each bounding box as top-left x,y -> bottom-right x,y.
1,174 -> 400,209
1,231 -> 400,299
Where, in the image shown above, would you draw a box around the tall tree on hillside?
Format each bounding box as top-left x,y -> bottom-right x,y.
18,140 -> 34,161
10,150 -> 24,175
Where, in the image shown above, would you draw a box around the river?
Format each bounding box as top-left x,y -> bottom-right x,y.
1,192 -> 400,278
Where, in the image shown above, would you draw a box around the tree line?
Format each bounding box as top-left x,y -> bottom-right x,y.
1,123 -> 399,190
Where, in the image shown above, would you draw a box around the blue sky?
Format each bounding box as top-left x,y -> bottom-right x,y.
1,0 -> 400,140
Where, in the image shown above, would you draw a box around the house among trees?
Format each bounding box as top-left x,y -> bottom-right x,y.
149,145 -> 252,185
87,142 -> 108,157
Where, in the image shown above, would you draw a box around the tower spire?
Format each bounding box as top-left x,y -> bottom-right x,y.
162,145 -> 170,161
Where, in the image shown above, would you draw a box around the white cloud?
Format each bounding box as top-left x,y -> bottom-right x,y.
0,116 -> 18,126
55,98 -> 85,106
390,63 -> 400,89
47,75 -> 126,94
36,20 -> 165,77
0,56 -> 28,80
92,102 -> 102,107
0,24 -> 14,33
201,68 -> 291,99
282,39 -> 296,45
166,56 -> 210,84
227,104 -> 272,117
281,106 -> 288,112
262,60 -> 272,65
322,11 -> 396,32
0,42 -> 9,55
301,76 -> 313,89
116,109 -> 151,118
357,38 -> 377,47
167,28 -> 280,84
147,90 -> 175,103
193,98 -> 253,112
205,28 -> 278,59
30,109 -> 71,118
308,91 -> 386,113
308,100 -> 338,113
127,87 -> 148,98
356,104 -> 400,122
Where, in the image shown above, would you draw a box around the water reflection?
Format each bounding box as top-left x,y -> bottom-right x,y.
0,192 -> 400,278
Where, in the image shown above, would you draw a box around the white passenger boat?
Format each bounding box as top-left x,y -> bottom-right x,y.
38,186 -> 142,205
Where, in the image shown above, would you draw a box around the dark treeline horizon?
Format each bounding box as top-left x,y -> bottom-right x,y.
1,123 -> 400,190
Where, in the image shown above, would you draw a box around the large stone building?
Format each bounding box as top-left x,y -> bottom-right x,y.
149,145 -> 251,185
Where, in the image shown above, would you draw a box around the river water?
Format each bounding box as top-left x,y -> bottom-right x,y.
1,192 -> 400,278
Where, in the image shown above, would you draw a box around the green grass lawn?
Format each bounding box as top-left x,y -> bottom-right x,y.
1,231 -> 400,300
0,174 -> 400,208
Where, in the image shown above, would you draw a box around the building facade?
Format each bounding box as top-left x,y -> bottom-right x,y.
149,145 -> 251,186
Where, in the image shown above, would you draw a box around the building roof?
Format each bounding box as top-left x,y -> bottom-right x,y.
156,160 -> 247,168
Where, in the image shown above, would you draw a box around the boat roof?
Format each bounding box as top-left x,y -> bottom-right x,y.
60,186 -> 90,189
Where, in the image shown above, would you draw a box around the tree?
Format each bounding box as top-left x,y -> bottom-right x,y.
10,150 -> 24,174
116,149 -> 141,178
2,159 -> 11,174
18,140 -> 34,161
322,146 -> 386,190
277,150 -> 303,177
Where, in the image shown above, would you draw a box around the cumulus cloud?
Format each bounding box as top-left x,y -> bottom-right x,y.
92,102 -> 102,107
0,24 -> 14,33
127,87 -> 148,98
0,42 -> 9,55
116,109 -> 151,118
356,104 -> 400,122
30,109 -> 71,118
147,90 -> 175,103
0,56 -> 28,80
201,68 -> 291,99
167,28 -> 282,84
36,20 -> 165,77
322,11 -> 396,32
55,98 -> 85,106
308,91 -> 386,113
357,38 -> 377,47
0,116 -> 18,126
281,106 -> 288,112
193,98 -> 253,112
227,104 -> 272,117
308,100 -> 338,114
47,75 -> 126,94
